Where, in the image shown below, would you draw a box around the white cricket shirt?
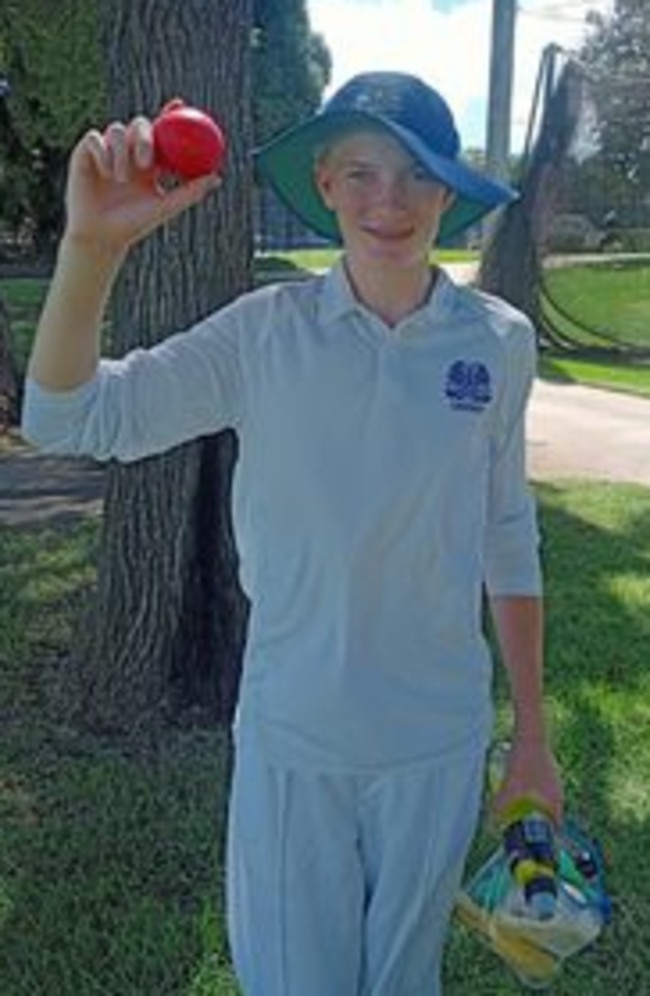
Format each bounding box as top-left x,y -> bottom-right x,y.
22,262 -> 542,771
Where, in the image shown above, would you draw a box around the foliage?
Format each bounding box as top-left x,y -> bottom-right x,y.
0,0 -> 105,147
251,0 -> 331,143
0,0 -> 106,253
579,1 -> 650,222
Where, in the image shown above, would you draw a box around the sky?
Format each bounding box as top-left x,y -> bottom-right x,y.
307,0 -> 614,152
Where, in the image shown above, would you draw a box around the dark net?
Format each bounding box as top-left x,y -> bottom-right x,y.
480,44 -> 650,358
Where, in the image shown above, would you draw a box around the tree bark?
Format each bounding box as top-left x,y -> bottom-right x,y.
77,0 -> 252,733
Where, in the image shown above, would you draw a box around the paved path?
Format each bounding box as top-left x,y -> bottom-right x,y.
0,446 -> 104,526
527,380 -> 650,487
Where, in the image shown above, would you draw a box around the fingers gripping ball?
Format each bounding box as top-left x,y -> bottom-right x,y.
153,99 -> 226,180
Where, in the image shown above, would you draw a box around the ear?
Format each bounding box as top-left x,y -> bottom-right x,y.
314,160 -> 337,211
442,188 -> 456,213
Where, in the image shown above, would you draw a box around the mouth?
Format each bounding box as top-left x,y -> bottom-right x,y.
362,225 -> 415,243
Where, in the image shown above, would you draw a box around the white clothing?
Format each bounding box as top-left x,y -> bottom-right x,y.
227,728 -> 485,996
22,262 -> 541,771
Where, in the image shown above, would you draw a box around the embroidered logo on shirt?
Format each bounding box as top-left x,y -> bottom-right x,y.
444,360 -> 492,412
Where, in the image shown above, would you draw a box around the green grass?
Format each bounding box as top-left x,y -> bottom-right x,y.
262,246 -> 478,272
0,732 -> 236,995
0,519 -> 239,995
449,481 -> 650,993
542,258 -> 650,351
0,277 -> 49,379
1,481 -> 649,993
540,352 -> 650,398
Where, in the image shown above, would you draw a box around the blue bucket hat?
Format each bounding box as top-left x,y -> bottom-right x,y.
255,71 -> 518,245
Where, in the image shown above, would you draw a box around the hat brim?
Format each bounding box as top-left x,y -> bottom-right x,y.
255,109 -> 518,246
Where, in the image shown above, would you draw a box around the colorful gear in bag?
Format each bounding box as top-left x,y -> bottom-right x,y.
455,817 -> 611,990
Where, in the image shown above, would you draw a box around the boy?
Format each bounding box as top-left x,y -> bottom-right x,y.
22,72 -> 562,995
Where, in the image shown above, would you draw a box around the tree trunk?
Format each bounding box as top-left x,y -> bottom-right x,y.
78,0 -> 252,733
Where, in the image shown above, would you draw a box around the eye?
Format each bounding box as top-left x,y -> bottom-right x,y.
411,164 -> 433,182
343,164 -> 378,184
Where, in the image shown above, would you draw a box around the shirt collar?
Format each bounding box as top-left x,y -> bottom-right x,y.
317,257 -> 458,331
317,258 -> 360,326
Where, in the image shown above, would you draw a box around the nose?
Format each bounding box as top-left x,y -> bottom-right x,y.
375,171 -> 408,209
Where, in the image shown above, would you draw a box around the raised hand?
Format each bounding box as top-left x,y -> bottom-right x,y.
64,115 -> 222,254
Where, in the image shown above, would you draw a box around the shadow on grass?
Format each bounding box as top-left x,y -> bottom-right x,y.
537,482 -> 650,992
0,522 -> 240,994
538,481 -> 650,695
450,481 -> 650,994
0,729 -> 239,996
538,352 -> 578,384
2,482 -> 650,994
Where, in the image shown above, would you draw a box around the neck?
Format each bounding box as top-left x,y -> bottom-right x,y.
343,256 -> 438,327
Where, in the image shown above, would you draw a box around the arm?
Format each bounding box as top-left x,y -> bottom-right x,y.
27,118 -> 220,392
28,235 -> 123,390
489,595 -> 563,826
484,317 -> 563,826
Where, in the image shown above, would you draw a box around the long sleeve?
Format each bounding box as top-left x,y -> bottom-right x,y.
21,301 -> 245,463
483,316 -> 542,596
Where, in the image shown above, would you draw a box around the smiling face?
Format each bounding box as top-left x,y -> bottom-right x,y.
314,128 -> 454,275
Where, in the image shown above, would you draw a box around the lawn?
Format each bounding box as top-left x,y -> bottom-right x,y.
539,352 -> 650,399
0,277 -> 49,380
1,481 -> 649,994
542,257 -> 650,352
0,521 -> 238,995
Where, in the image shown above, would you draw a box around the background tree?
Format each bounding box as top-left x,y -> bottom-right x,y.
578,0 -> 650,229
0,0 -> 106,255
70,0 -> 253,733
252,0 -> 331,144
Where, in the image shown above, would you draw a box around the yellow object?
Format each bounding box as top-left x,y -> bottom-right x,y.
455,892 -> 560,987
514,858 -> 542,887
497,795 -> 556,830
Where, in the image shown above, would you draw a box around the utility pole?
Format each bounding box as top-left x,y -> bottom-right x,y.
485,0 -> 517,182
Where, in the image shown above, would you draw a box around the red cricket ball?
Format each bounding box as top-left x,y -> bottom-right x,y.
153,99 -> 226,180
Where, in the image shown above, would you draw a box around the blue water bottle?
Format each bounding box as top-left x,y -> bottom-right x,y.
501,800 -> 558,920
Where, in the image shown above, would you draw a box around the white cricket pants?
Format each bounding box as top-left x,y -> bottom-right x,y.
226,734 -> 485,996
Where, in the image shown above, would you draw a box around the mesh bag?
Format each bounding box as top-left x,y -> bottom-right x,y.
455,817 -> 611,989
